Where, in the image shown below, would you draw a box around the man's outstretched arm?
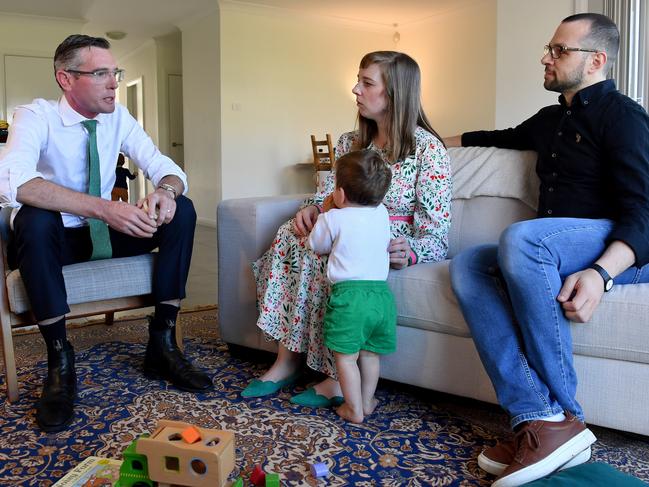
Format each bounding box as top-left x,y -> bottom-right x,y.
443,135 -> 463,147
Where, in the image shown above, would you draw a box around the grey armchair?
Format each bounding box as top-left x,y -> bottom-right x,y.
0,207 -> 159,402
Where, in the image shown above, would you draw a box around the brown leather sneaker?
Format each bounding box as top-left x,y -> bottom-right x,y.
478,438 -> 591,476
492,413 -> 596,487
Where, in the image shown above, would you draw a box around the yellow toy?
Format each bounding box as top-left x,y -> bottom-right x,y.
135,419 -> 236,487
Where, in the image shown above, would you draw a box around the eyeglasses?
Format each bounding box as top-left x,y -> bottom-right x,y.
543,44 -> 600,59
65,68 -> 125,83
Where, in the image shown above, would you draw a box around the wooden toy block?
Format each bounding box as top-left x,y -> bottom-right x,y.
250,464 -> 266,486
265,472 -> 280,486
181,425 -> 202,444
136,419 -> 236,487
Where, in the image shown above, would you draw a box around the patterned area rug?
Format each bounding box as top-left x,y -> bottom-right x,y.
1,308 -> 649,486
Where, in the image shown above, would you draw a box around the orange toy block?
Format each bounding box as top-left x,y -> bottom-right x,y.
181,425 -> 202,444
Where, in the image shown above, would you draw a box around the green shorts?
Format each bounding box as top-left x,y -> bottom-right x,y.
323,280 -> 397,355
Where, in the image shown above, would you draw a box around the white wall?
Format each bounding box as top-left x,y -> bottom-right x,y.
219,3 -> 392,202
181,8 -> 221,226
401,0 -> 497,136
118,40 -> 159,144
494,0 -> 574,128
0,14 -> 83,120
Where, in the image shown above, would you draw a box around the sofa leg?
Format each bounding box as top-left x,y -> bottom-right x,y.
105,312 -> 114,326
226,343 -> 276,363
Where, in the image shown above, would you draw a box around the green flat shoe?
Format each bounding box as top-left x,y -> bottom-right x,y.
241,371 -> 302,398
290,387 -> 344,408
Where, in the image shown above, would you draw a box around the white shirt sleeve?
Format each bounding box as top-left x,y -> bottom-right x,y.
0,107 -> 47,207
118,111 -> 188,193
307,213 -> 334,255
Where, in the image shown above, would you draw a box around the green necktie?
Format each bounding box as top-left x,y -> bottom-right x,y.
81,119 -> 113,260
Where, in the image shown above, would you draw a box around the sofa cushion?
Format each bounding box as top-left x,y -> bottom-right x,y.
6,254 -> 155,314
388,260 -> 471,338
447,146 -> 539,258
448,146 -> 539,208
573,282 -> 649,365
388,261 -> 649,366
448,196 -> 536,258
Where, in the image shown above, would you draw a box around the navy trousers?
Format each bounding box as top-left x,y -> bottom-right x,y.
8,195 -> 196,321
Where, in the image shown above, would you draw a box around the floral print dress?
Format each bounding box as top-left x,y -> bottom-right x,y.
252,127 -> 452,378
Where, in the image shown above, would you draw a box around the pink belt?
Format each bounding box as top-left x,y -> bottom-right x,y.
389,215 -> 414,224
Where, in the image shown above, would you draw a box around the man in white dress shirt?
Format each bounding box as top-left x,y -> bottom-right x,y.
0,35 -> 212,432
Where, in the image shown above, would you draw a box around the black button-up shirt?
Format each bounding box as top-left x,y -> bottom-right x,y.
462,80 -> 649,267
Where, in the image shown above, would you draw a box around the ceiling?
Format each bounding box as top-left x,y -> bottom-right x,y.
224,0 -> 475,27
0,0 -> 477,58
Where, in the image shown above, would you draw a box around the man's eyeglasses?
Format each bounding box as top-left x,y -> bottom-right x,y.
543,44 -> 600,59
65,68 -> 125,83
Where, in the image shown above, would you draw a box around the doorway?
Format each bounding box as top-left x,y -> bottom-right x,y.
168,74 -> 184,169
126,77 -> 147,203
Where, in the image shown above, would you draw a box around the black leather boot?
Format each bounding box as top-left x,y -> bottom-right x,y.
36,339 -> 76,432
144,318 -> 213,392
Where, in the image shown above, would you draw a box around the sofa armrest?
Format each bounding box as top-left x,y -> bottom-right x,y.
216,194 -> 309,349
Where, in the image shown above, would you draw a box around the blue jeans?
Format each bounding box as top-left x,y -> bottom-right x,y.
450,218 -> 649,428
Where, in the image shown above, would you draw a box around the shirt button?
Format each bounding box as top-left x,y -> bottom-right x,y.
558,131 -> 563,136
566,110 -> 572,115
547,209 -> 553,215
552,172 -> 558,177
551,153 -> 557,158
584,100 -> 589,105
548,187 -> 554,192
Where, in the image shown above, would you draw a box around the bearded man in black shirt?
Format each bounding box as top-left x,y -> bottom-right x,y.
445,13 -> 649,487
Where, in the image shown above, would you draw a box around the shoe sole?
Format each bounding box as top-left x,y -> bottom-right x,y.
36,388 -> 78,433
478,445 -> 592,476
143,369 -> 213,393
36,414 -> 75,433
492,428 -> 597,487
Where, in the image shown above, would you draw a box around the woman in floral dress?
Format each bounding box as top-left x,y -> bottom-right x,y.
244,51 -> 452,406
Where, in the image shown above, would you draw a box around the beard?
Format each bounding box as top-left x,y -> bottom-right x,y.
544,57 -> 587,93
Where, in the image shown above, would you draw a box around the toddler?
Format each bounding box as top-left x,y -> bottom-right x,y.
308,149 -> 396,423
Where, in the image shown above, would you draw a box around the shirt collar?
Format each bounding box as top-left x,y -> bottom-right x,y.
558,79 -> 616,107
58,95 -> 109,126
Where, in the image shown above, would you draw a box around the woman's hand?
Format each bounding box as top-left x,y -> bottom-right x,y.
322,193 -> 337,212
389,236 -> 411,269
293,205 -> 319,237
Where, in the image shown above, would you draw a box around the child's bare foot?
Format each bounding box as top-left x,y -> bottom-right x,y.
336,403 -> 364,423
363,397 -> 379,416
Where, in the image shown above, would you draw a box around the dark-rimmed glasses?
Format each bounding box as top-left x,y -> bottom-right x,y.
65,68 -> 125,83
543,44 -> 600,59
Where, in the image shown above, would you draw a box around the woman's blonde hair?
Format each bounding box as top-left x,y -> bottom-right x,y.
354,51 -> 444,163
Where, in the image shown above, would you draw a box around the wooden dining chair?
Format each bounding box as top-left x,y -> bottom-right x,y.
310,134 -> 335,191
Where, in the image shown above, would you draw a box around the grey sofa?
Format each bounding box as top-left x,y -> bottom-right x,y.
217,146 -> 649,436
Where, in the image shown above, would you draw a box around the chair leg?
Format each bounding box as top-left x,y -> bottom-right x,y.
105,312 -> 115,326
0,311 -> 19,402
175,321 -> 184,352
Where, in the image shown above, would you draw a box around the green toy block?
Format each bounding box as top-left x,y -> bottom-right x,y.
265,472 -> 281,487
116,435 -> 154,487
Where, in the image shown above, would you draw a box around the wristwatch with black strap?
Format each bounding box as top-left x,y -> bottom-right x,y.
589,263 -> 614,292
